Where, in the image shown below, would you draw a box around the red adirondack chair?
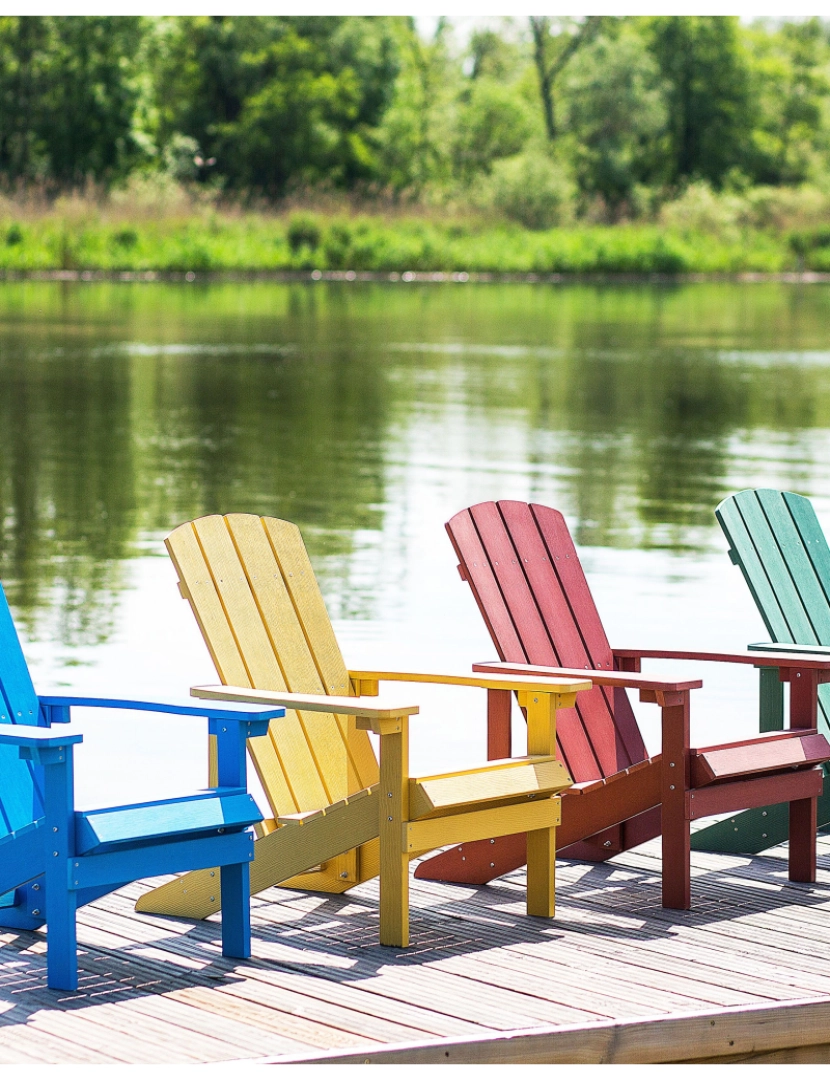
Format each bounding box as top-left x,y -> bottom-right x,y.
415,500 -> 830,908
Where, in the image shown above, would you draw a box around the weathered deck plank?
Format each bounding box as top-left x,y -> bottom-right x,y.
0,836 -> 829,1063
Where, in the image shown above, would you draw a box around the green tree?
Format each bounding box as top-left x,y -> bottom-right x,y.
564,28 -> 669,216
373,19 -> 457,195
452,80 -> 537,182
156,16 -> 403,197
529,16 -> 605,141
0,16 -> 147,188
744,18 -> 830,185
646,16 -> 755,187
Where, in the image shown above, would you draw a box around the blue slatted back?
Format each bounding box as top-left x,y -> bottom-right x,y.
716,489 -> 830,735
0,585 -> 45,837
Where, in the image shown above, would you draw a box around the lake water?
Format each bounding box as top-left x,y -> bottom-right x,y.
3,279 -> 830,809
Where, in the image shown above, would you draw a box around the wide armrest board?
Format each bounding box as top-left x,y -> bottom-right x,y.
192,684 -> 421,720
691,731 -> 830,787
611,648 -> 830,670
748,642 -> 830,656
472,661 -> 702,694
38,694 -> 286,722
409,756 -> 572,819
0,725 -> 83,748
350,669 -> 592,695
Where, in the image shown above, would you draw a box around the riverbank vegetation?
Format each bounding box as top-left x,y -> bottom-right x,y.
3,16 -> 830,273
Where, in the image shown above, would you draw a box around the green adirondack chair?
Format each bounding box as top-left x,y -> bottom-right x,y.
692,488 -> 830,854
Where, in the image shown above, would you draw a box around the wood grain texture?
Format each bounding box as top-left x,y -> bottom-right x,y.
280,998 -> 830,1064
409,757 -> 570,818
404,797 -> 560,852
8,835 -> 830,1062
429,499 -> 830,905
378,722 -> 410,947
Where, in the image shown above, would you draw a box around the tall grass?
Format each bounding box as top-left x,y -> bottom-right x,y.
0,181 -> 821,275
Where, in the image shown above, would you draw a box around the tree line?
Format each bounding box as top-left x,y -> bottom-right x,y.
1,16 -> 829,224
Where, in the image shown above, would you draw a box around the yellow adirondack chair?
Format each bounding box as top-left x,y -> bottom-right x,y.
137,514 -> 589,945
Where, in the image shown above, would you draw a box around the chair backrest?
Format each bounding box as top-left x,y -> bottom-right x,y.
446,501 -> 648,783
166,515 -> 378,817
716,488 -> 830,734
0,585 -> 45,838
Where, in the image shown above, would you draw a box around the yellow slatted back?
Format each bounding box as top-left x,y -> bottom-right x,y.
166,514 -> 379,816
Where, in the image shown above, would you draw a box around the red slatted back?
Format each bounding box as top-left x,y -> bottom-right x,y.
446,501 -> 648,781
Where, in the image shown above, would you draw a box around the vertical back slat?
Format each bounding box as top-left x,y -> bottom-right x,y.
0,585 -> 44,835
445,509 -> 528,663
757,489 -> 830,641
191,516 -> 331,811
502,501 -> 645,773
720,493 -> 816,642
718,490 -> 830,735
260,517 -> 378,793
530,503 -> 647,768
166,519 -> 299,815
785,491 -> 830,610
468,502 -> 602,780
447,507 -> 578,775
227,514 -> 377,799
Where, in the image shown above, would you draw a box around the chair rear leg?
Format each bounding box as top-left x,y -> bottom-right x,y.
789,796 -> 817,882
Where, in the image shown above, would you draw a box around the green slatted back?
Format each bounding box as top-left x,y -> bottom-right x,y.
716,489 -> 830,735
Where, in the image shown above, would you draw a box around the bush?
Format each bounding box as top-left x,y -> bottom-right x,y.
112,227 -> 138,248
658,181 -> 746,237
286,213 -> 323,254
482,152 -> 576,230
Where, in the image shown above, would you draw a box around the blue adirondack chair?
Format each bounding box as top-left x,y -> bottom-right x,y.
0,582 -> 285,991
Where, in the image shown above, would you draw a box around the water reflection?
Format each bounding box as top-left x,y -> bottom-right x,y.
2,280 -> 830,649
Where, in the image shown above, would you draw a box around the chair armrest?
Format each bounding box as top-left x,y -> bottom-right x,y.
38,694 -> 284,737
0,724 -> 83,748
747,642 -> 830,657
348,669 -> 592,696
471,661 -> 701,694
612,648 -> 830,673
191,684 -> 421,721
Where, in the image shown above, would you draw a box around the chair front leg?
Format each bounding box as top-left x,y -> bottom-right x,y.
523,690 -> 559,917
220,861 -> 252,958
377,717 -> 410,948
787,666 -> 819,882
42,747 -> 79,991
658,690 -> 691,910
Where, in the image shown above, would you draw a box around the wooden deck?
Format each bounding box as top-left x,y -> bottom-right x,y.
4,836 -> 830,1063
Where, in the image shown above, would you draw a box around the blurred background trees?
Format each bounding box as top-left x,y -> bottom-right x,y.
2,15 -> 830,226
